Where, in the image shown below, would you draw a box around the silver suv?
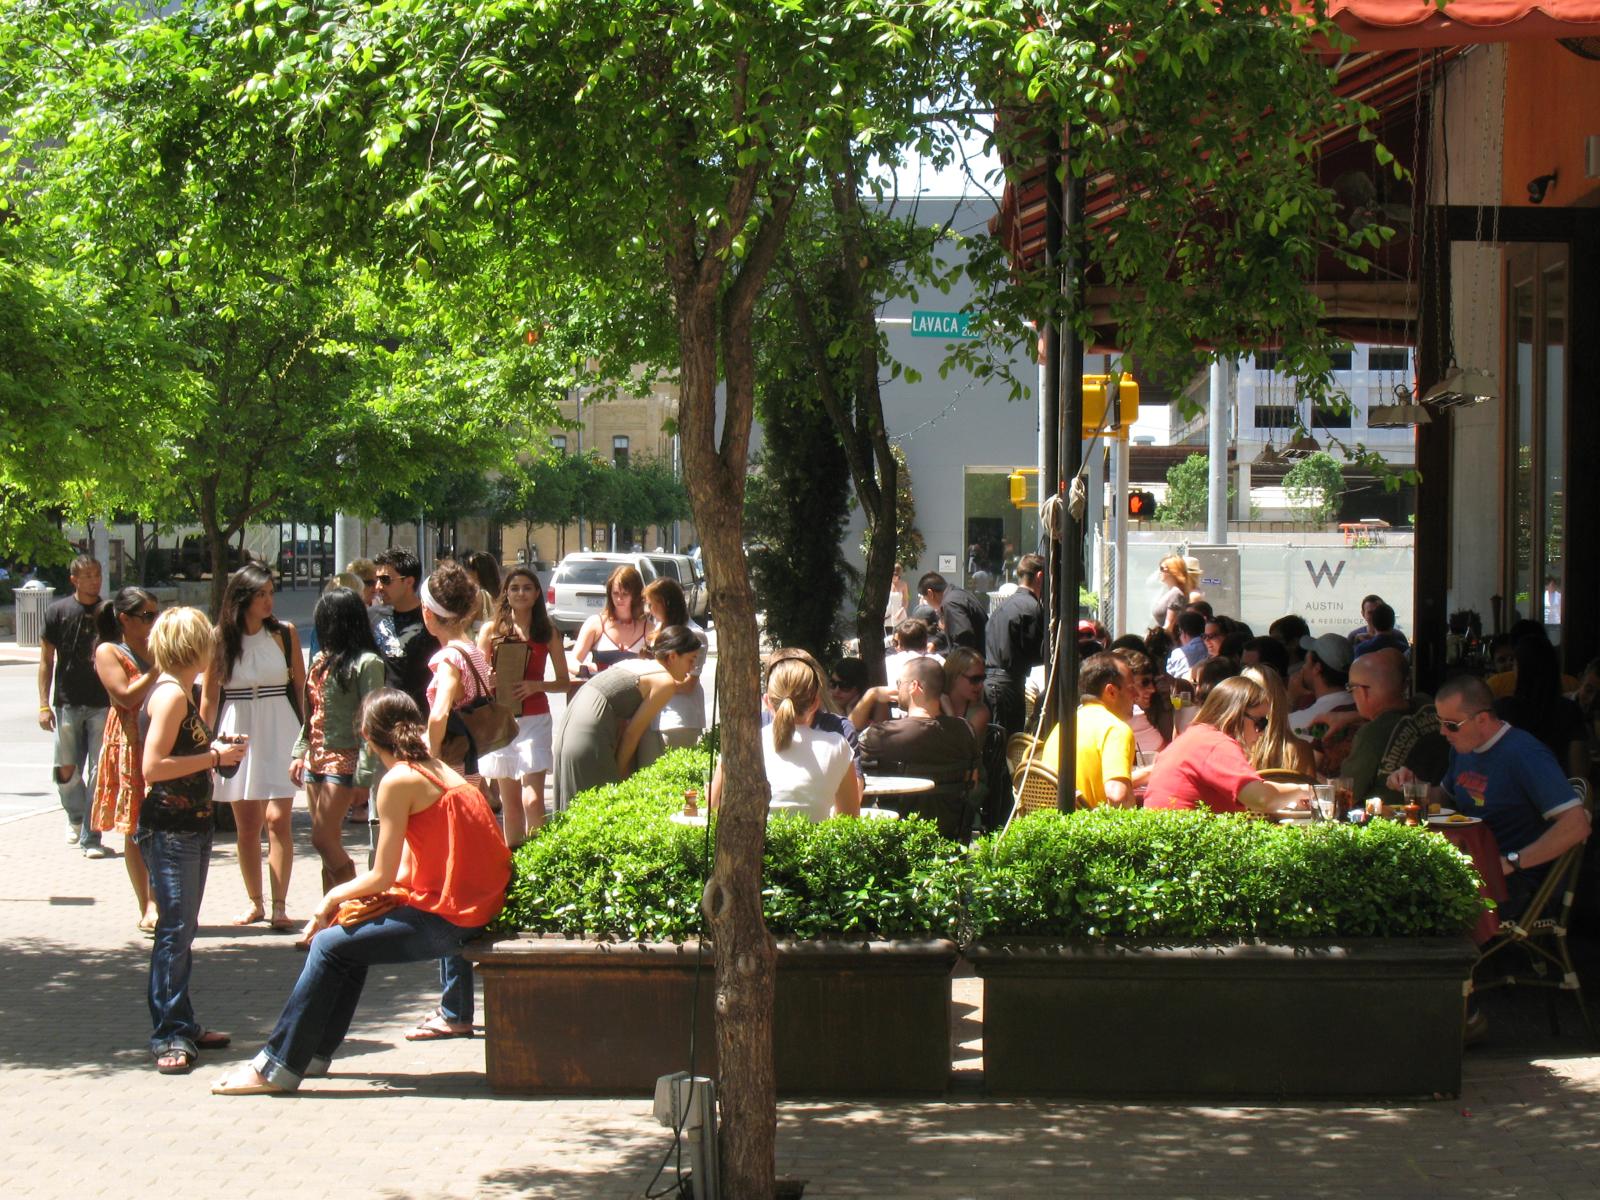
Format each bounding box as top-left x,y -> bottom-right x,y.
545,552 -> 658,635
647,553 -> 710,626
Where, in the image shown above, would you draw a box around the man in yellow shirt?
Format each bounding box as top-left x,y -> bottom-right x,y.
1042,652 -> 1138,808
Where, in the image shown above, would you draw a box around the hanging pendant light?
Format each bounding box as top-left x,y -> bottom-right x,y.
1283,430 -> 1322,459
1368,383 -> 1434,428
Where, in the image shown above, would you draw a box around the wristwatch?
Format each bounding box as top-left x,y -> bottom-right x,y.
1505,850 -> 1521,871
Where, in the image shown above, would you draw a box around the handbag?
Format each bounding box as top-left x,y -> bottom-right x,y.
439,645 -> 517,773
335,891 -> 404,927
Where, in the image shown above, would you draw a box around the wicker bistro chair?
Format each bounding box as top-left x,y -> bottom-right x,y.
1011,759 -> 1080,818
1471,778 -> 1598,1045
1006,733 -> 1041,777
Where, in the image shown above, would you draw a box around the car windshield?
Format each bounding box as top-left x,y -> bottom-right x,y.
554,561 -> 621,586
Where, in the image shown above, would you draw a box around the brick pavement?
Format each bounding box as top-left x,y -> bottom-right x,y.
6,659 -> 1600,1197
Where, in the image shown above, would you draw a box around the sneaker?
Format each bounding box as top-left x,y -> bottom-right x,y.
83,844 -> 114,860
66,823 -> 80,845
1464,1008 -> 1488,1046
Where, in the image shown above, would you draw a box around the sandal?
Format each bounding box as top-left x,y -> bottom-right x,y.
138,913 -> 158,936
211,1066 -> 287,1096
404,1010 -> 474,1041
232,897 -> 266,926
269,903 -> 297,933
156,1047 -> 195,1075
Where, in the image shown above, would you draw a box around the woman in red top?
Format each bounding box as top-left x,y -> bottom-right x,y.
212,689 -> 510,1095
476,567 -> 569,845
1144,677 -> 1314,816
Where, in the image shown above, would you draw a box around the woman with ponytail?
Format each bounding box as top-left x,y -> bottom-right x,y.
90,587 -> 161,931
709,656 -> 860,822
212,689 -> 510,1095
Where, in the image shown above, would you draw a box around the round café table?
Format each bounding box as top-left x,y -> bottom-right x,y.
862,774 -> 935,798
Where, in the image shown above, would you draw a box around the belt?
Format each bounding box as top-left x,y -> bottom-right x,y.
223,684 -> 289,701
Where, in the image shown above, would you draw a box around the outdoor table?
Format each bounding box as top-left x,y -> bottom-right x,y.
857,806 -> 899,820
862,774 -> 936,798
1432,819 -> 1505,944
669,811 -> 707,827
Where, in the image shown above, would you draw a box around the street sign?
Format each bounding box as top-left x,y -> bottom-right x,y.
910,310 -> 979,339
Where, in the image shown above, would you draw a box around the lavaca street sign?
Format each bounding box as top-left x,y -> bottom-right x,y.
910,310 -> 979,339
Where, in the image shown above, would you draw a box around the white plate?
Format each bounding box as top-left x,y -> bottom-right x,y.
1428,814 -> 1481,827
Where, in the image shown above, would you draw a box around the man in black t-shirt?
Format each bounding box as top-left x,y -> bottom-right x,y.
984,553 -> 1048,738
914,571 -> 988,655
370,548 -> 439,710
38,555 -> 111,857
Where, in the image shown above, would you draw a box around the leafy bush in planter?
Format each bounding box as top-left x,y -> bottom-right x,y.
968,809 -> 1486,941
497,748 -> 966,942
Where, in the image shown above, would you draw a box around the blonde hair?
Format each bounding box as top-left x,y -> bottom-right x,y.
1242,664 -> 1308,771
766,657 -> 821,752
943,646 -> 984,692
1160,554 -> 1196,596
150,607 -> 214,674
345,558 -> 376,581
1194,675 -> 1266,741
326,571 -> 364,594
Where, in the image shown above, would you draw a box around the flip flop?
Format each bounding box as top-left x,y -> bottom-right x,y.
196,1030 -> 231,1050
211,1069 -> 287,1096
156,1047 -> 194,1075
405,1013 -> 474,1041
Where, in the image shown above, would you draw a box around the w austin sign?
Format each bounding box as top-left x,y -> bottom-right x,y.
1305,559 -> 1348,589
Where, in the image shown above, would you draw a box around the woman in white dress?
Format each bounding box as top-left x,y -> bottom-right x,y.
709,658 -> 860,822
642,577 -> 706,751
202,564 -> 306,931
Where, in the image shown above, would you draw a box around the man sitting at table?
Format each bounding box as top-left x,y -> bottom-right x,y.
1039,653 -> 1137,809
1342,649 -> 1448,806
859,656 -> 978,840
1392,674 -> 1590,919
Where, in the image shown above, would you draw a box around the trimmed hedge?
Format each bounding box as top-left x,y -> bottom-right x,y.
498,754 -> 1486,944
967,809 -> 1487,941
496,748 -> 966,941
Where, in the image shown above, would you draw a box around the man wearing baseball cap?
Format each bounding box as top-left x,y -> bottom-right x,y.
1289,632 -> 1355,737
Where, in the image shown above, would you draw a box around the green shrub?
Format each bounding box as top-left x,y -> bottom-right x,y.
497,747 -> 967,942
967,809 -> 1486,940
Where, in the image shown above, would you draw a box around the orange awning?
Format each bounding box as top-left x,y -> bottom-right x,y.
1323,1 -> 1600,49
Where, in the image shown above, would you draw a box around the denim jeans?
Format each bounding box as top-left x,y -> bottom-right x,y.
252,905 -> 485,1090
136,827 -> 212,1056
54,703 -> 107,847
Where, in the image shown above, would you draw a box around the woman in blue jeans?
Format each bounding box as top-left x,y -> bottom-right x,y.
138,607 -> 248,1074
212,689 -> 511,1095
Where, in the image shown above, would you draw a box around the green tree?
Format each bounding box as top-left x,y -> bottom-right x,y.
1159,453 -> 1235,528
1283,451 -> 1346,526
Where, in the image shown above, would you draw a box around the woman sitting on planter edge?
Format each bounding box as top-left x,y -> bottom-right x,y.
211,689 -> 510,1095
1144,676 -> 1314,816
709,655 -> 861,821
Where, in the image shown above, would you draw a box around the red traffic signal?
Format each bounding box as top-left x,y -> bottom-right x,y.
1128,490 -> 1157,518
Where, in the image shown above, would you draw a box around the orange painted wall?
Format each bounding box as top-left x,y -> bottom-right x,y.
1502,43 -> 1600,209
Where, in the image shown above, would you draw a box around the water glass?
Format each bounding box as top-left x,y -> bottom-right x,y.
1312,783 -> 1337,822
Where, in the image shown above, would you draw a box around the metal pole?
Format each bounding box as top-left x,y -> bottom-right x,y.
1113,433 -> 1130,638
1207,358 -> 1231,545
1055,131 -> 1085,813
1039,145 -> 1062,542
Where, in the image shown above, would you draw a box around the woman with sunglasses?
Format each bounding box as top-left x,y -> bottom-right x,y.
1144,676 -> 1313,815
941,647 -> 992,742
90,587 -> 162,932
1241,664 -> 1317,778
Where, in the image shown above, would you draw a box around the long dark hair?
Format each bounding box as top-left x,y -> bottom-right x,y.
314,587 -> 380,684
464,550 -> 501,601
490,566 -> 553,645
95,587 -> 155,644
214,563 -> 284,680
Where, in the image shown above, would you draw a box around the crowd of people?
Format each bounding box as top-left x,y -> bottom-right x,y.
1029,574 -> 1592,938
35,549 -> 710,1083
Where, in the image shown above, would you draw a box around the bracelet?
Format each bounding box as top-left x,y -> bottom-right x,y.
39,704 -> 52,712
211,749 -> 221,769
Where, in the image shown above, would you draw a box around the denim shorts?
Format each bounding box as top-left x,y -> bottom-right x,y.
304,770 -> 357,788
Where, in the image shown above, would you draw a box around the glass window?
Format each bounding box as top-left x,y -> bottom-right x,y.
1328,350 -> 1354,372
1367,347 -> 1409,373
612,435 -> 629,469
1253,404 -> 1299,429
551,434 -> 567,453
1311,404 -> 1352,429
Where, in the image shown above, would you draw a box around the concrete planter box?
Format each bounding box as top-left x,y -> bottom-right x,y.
472,935 -> 958,1096
969,937 -> 1478,1100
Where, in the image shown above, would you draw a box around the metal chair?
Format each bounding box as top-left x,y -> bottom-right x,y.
1471,777 -> 1597,1045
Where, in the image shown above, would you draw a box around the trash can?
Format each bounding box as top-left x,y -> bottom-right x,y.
15,584 -> 54,648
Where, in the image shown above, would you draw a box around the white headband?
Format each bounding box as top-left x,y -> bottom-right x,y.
418,577 -> 458,621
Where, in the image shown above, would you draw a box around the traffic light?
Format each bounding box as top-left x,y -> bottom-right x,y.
1082,373 -> 1141,433
1128,490 -> 1157,519
1009,467 -> 1039,509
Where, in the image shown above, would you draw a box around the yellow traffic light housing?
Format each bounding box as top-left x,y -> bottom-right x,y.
1082,373 -> 1140,434
1009,467 -> 1039,509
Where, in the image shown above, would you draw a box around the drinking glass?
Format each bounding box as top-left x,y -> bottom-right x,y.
1402,778 -> 1430,815
1312,783 -> 1337,822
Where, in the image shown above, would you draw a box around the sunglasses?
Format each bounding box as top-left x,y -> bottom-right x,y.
359,577 -> 376,587
130,609 -> 159,623
962,672 -> 985,684
373,573 -> 395,584
1249,714 -> 1269,732
829,678 -> 848,688
1440,713 -> 1484,733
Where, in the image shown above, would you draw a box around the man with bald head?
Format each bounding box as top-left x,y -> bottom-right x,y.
1340,649 -> 1449,805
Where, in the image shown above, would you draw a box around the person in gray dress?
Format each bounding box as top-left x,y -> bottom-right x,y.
552,625 -> 701,808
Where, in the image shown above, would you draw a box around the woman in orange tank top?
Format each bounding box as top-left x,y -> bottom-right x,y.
212,689 -> 510,1095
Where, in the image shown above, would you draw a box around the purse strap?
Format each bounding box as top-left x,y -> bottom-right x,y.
450,641 -> 491,703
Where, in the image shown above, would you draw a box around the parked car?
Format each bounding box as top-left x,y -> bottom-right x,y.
546,552 -> 658,635
646,552 -> 710,626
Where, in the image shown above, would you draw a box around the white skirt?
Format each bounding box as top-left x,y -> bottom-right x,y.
213,693 -> 298,802
477,712 -> 554,779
